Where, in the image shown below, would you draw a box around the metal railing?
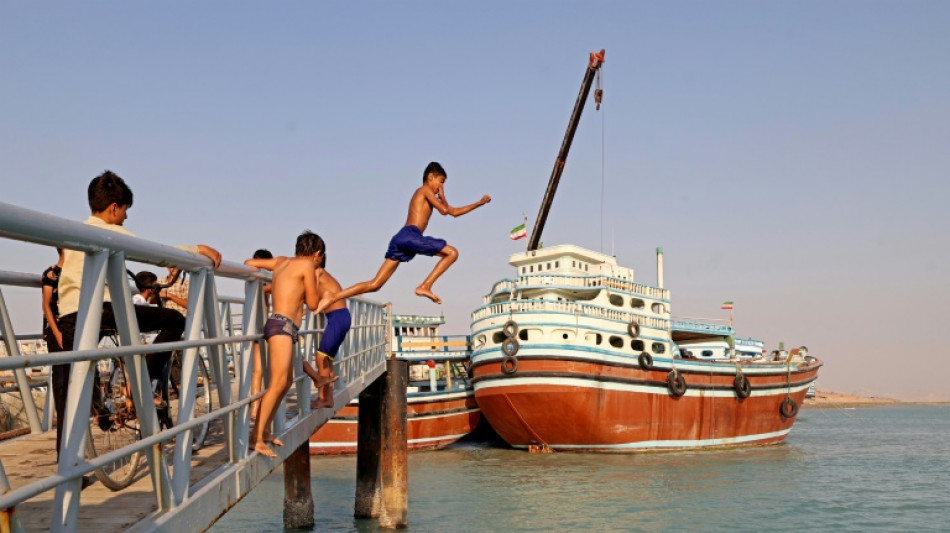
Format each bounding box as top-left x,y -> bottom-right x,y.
488,274 -> 671,301
471,298 -> 671,331
0,201 -> 390,532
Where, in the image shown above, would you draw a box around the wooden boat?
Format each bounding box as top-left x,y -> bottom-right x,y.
309,314 -> 480,455
469,245 -> 822,452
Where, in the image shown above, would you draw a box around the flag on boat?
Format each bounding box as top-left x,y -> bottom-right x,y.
721,301 -> 734,310
509,223 -> 527,240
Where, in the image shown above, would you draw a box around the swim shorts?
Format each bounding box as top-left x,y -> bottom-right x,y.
384,225 -> 447,263
318,308 -> 352,360
263,313 -> 299,344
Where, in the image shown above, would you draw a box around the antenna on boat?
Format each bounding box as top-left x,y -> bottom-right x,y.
528,49 -> 606,252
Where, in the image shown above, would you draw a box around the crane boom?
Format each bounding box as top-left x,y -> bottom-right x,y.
527,49 -> 605,251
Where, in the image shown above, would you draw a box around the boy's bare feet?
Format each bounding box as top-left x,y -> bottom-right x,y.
263,432 -> 284,447
310,374 -> 340,389
415,286 -> 441,304
252,441 -> 277,457
310,397 -> 334,409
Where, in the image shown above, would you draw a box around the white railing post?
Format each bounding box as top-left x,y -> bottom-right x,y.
234,280 -> 264,461
0,289 -> 43,433
52,250 -> 108,532
105,251 -> 173,510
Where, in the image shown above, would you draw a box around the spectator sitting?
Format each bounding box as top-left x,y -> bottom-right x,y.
158,267 -> 189,316
133,271 -> 160,306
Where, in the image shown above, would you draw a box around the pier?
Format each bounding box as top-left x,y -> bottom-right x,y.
0,201 -> 409,532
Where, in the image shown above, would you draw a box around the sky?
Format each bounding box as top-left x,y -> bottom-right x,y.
1,2 -> 948,401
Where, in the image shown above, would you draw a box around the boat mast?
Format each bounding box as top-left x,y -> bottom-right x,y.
527,49 -> 606,252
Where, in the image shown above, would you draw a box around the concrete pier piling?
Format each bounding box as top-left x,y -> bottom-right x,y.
354,358 -> 408,528
283,442 -> 315,529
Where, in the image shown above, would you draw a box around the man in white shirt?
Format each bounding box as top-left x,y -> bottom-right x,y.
55,171 -> 221,445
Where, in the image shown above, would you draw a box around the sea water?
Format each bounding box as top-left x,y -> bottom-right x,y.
210,405 -> 950,532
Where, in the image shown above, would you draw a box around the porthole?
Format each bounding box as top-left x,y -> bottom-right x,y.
492,332 -> 506,344
562,333 -> 569,340
631,340 -> 645,351
609,336 -> 624,348
608,294 -> 624,307
519,329 -> 529,341
585,332 -> 603,345
631,298 -> 645,309
701,350 -> 713,357
652,342 -> 666,354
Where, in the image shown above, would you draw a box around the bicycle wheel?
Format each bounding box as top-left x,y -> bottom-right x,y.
88,359 -> 144,491
168,352 -> 213,450
190,357 -> 212,450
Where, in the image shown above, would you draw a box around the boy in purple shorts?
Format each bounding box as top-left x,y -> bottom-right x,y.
244,231 -> 338,457
316,162 -> 490,311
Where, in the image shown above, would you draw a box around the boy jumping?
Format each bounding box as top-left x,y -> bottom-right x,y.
244,231 -> 338,457
316,162 -> 490,312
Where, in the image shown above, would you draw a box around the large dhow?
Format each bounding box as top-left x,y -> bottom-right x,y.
310,314 -> 480,454
469,246 -> 821,452
469,48 -> 821,452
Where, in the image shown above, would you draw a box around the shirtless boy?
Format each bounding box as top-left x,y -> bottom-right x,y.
311,252 -> 350,409
316,162 -> 490,312
243,231 -> 338,457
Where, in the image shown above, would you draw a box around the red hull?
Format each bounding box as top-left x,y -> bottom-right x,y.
472,356 -> 821,452
310,392 -> 481,455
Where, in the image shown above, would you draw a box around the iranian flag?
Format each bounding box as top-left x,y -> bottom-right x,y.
509,223 -> 527,240
721,301 -> 734,310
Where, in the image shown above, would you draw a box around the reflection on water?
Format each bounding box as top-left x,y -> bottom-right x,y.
211,406 -> 950,532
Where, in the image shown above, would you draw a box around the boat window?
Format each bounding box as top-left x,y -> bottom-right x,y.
651,302 -> 666,314
519,329 -> 529,341
631,340 -> 644,351
530,265 -> 534,273
585,332 -> 602,345
609,336 -> 624,348
631,298 -> 645,309
608,294 -> 624,307
585,264 -> 588,271
547,262 -> 552,270
555,261 -> 559,268
492,332 -> 506,344
702,350 -> 713,357
652,342 -> 666,354
475,335 -> 487,347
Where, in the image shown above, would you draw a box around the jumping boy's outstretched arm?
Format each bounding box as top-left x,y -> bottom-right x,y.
424,186 -> 491,218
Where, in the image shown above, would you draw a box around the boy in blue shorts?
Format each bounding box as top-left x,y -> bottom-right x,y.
311,253 -> 349,409
316,162 -> 490,311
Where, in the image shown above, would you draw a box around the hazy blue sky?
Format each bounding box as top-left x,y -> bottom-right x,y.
2,2 -> 948,400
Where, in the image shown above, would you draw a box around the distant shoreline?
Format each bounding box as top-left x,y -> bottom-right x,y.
803,390 -> 949,409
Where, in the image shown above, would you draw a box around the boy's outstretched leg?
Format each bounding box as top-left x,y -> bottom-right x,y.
316,259 -> 399,313
416,245 -> 458,304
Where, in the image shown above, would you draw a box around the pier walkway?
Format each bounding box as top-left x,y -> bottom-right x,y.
0,201 -> 395,532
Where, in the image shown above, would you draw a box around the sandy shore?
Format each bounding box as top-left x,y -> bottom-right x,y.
803,390 -> 902,409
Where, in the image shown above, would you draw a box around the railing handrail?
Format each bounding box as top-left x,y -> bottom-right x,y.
0,200 -> 389,532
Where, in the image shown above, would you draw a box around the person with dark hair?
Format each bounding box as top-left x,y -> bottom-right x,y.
316,162 -> 490,312
42,247 -> 68,460
249,248 -> 273,420
243,231 -> 338,457
56,170 -> 222,436
132,271 -> 159,306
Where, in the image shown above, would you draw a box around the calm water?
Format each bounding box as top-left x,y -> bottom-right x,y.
211,405 -> 950,532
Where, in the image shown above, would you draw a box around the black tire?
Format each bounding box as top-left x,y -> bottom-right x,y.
780,396 -> 799,418
501,355 -> 518,374
90,360 -> 144,491
638,352 -> 653,370
503,320 -> 519,339
501,337 -> 520,357
734,374 -> 751,399
627,320 -> 640,338
190,357 -> 213,450
667,370 -> 687,397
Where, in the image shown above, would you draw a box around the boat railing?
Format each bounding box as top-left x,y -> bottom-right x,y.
490,274 -> 670,301
0,200 -> 390,531
671,318 -> 734,336
392,334 -> 471,361
472,299 -> 669,330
